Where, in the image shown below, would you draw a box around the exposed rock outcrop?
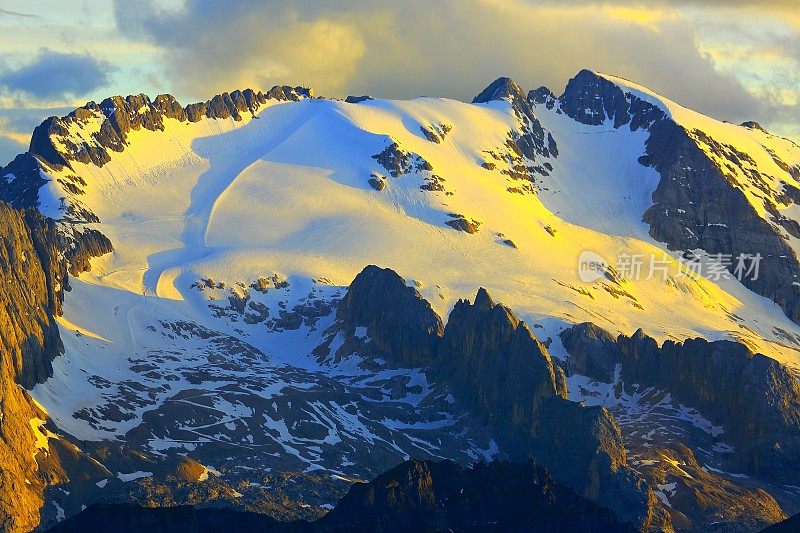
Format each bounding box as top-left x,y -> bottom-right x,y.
473,78 -> 555,161
472,76 -> 532,115
367,174 -> 386,191
557,69 -> 664,130
437,288 -> 568,434
344,95 -> 373,104
444,213 -> 481,233
740,120 -> 768,132
419,123 -> 452,144
437,290 -> 665,531
371,141 -> 433,178
0,202 -> 67,532
528,86 -> 557,109
618,330 -> 800,484
560,323 -> 800,485
1,204 -> 65,388
558,322 -> 618,382
473,77 -> 557,190
318,265 -> 443,366
0,153 -> 49,212
642,444 -> 786,531
640,117 -> 800,325
64,227 -> 112,276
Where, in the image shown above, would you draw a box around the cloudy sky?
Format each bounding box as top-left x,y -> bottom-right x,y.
0,0 -> 797,161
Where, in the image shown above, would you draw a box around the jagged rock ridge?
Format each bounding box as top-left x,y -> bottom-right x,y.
560,322 -> 800,484
47,459 -> 637,533
322,266 -> 669,531
0,85 -> 312,224
315,459 -> 637,532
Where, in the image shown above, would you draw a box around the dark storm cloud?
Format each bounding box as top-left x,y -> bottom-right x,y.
0,49 -> 114,100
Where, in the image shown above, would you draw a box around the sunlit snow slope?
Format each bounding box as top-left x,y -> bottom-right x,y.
19,83 -> 800,448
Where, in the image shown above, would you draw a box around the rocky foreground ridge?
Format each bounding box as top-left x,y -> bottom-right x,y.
0,200 -> 112,532
319,265 -> 800,531
0,202 -> 62,532
48,459 -> 635,533
4,255 -> 800,530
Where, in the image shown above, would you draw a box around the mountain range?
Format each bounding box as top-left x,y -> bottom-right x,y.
1,69 -> 799,532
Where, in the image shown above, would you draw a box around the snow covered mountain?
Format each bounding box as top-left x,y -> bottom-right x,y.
1,70 -> 800,532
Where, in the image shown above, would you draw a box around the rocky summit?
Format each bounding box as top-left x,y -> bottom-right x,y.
0,69 -> 799,533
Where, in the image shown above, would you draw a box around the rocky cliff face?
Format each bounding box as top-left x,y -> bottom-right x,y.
317,265 -> 443,366
0,204 -> 64,390
561,323 -> 800,485
557,69 -> 665,130
0,199 -> 113,532
0,202 -> 66,532
436,289 -> 665,531
437,288 -> 568,435
617,330 -> 800,484
640,118 -> 800,325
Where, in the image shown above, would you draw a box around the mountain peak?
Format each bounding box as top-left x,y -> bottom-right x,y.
472,76 -> 527,105
741,120 -> 768,133
331,265 -> 444,366
528,86 -> 557,109
473,76 -> 543,127
474,287 -> 495,309
558,68 -> 664,130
